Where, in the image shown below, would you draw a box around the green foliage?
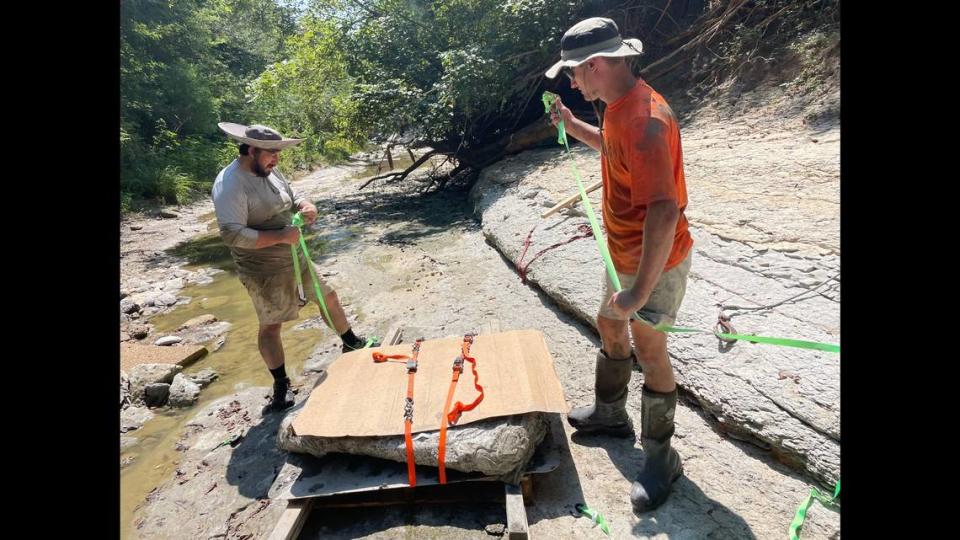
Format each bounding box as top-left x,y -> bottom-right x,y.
329,0 -> 581,149
122,0 -> 839,209
120,0 -> 301,212
246,0 -> 582,163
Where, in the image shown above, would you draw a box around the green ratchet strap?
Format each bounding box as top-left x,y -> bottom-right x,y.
575,503 -> 610,536
541,92 -> 839,354
789,478 -> 840,539
290,212 -> 335,330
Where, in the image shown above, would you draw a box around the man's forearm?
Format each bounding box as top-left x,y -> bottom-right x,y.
253,228 -> 294,249
565,116 -> 603,152
631,200 -> 680,298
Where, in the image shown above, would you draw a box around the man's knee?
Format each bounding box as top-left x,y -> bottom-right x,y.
597,316 -> 631,359
631,323 -> 668,365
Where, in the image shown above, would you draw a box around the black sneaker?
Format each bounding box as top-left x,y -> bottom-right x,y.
268,377 -> 295,412
342,335 -> 381,353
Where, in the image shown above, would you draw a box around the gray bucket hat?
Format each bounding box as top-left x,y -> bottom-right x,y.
545,17 -> 643,79
217,122 -> 303,150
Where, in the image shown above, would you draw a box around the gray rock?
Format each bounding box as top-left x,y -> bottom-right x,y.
154,293 -> 178,307
144,383 -> 171,407
120,406 -> 154,433
126,278 -> 149,293
178,321 -> 231,346
470,147 -> 841,487
159,210 -> 180,218
178,314 -> 217,329
120,436 -> 138,450
302,347 -> 332,374
129,225 -> 144,231
120,370 -> 130,408
521,189 -> 539,199
128,323 -> 150,340
120,298 -> 141,314
129,363 -> 183,404
154,335 -> 182,346
278,409 -> 549,478
168,373 -> 202,408
189,368 -> 219,388
484,523 -> 506,536
164,278 -> 185,291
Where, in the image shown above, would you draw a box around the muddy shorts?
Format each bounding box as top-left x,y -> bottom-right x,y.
597,251 -> 692,326
238,261 -> 335,326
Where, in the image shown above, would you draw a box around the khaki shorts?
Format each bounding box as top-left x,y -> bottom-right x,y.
598,251 -> 692,326
238,261 -> 334,326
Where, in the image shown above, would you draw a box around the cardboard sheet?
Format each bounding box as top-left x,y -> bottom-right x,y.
292,329 -> 570,437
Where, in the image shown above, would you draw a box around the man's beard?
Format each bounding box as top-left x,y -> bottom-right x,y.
252,160 -> 270,178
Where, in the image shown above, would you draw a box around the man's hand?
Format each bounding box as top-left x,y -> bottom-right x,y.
298,201 -> 318,225
547,96 -> 602,151
607,288 -> 649,319
549,97 -> 574,127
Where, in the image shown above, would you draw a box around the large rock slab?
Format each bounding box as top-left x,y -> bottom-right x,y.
278,404 -> 549,478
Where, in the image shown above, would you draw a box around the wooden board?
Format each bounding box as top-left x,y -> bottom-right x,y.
120,342 -> 207,372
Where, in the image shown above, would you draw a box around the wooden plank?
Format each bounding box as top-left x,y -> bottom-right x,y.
120,342 -> 208,372
382,322 -> 404,346
520,476 -> 534,505
504,483 -> 530,540
539,179 -> 602,218
312,480 -> 503,508
492,317 -> 528,539
267,499 -> 313,540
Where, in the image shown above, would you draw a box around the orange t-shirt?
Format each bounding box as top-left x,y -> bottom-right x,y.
600,79 -> 693,275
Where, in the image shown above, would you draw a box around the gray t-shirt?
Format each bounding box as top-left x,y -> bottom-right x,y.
211,159 -> 307,276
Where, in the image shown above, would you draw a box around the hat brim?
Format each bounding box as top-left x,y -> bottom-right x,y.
544,38 -> 644,79
218,122 -> 303,150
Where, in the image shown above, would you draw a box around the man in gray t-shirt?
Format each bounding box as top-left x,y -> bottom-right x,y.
213,123 -> 378,412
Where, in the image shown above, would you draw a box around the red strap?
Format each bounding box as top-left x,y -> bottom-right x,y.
516,223 -> 593,283
438,334 -> 483,484
403,369 -> 416,486
374,339 -> 422,486
438,365 -> 460,484
447,356 -> 483,425
372,351 -> 411,363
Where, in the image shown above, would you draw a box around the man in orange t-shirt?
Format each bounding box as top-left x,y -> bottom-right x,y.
545,17 -> 693,513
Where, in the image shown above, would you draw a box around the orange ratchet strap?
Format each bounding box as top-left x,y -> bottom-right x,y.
438,333 -> 485,484
372,338 -> 423,486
